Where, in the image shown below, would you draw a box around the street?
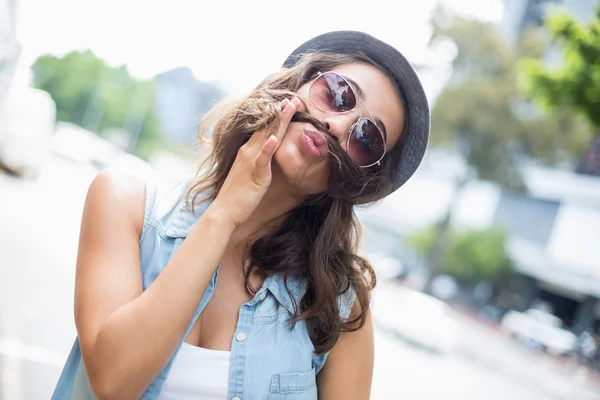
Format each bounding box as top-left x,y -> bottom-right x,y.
372,288 -> 600,399
1,155 -> 599,400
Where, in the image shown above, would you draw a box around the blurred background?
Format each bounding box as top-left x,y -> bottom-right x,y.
1,0 -> 600,399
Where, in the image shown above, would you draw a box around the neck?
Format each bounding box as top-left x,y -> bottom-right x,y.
229,165 -> 305,246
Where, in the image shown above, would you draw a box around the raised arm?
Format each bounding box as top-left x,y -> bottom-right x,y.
75,97 -> 299,399
74,169 -> 235,399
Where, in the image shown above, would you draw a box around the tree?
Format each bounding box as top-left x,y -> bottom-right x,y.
31,50 -> 164,159
409,226 -> 513,286
422,8 -> 593,292
520,6 -> 600,130
520,6 -> 600,175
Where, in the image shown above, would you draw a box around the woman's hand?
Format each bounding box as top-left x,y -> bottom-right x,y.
209,97 -> 302,228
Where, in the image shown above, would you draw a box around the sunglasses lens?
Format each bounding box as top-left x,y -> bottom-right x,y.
349,119 -> 385,167
309,72 -> 386,167
310,72 -> 356,113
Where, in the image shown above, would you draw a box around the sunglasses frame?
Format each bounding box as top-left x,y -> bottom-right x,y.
308,71 -> 386,168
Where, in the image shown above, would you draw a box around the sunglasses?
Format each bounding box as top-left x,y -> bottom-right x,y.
309,71 -> 386,167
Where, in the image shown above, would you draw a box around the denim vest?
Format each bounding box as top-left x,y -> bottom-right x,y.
51,173 -> 356,400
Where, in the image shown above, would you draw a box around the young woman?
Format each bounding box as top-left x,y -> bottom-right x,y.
52,31 -> 430,399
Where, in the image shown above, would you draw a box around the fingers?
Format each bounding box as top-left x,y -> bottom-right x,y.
244,97 -> 297,150
250,97 -> 300,184
243,97 -> 302,153
253,135 -> 278,183
275,97 -> 301,146
278,98 -> 290,112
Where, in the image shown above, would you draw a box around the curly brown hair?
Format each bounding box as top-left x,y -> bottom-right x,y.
186,51 -> 405,354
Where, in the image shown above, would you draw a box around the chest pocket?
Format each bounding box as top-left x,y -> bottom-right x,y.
267,367 -> 317,399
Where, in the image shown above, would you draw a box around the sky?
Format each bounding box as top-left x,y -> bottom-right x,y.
15,0 -> 504,95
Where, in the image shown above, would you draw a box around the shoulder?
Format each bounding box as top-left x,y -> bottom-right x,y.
317,298 -> 374,399
89,168 -> 147,199
85,168 -> 148,237
338,285 -> 357,321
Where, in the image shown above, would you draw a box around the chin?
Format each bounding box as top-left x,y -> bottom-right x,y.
273,141 -> 328,195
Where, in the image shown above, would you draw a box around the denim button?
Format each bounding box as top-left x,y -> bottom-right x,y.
232,397 -> 241,400
259,292 -> 266,301
236,332 -> 247,342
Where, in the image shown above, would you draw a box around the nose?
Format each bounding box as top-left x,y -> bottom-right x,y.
323,112 -> 359,150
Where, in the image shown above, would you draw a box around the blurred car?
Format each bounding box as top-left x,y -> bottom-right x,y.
52,122 -> 119,168
0,86 -> 56,178
372,282 -> 461,353
575,329 -> 599,365
476,304 -> 507,323
52,122 -> 148,172
501,308 -> 577,355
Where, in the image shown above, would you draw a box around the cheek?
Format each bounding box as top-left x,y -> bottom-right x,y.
273,127 -> 329,193
273,127 -> 303,168
296,85 -> 310,107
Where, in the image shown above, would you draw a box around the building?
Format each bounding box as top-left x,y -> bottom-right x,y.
358,152 -> 600,335
501,0 -> 597,39
153,67 -> 224,144
0,0 -> 20,109
494,0 -> 600,336
501,0 -> 558,39
577,138 -> 600,177
494,166 -> 600,334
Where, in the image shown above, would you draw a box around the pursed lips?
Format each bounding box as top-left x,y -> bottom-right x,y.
303,129 -> 329,157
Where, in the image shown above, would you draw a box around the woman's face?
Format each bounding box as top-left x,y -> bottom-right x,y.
273,62 -> 405,195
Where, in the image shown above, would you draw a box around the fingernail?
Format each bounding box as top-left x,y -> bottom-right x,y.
291,97 -> 302,109
279,98 -> 289,111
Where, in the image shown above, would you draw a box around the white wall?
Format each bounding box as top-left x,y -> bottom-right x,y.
547,204 -> 600,278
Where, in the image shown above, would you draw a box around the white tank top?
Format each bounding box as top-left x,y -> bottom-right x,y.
157,343 -> 231,400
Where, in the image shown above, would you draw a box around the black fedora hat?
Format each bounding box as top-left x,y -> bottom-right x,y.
283,30 -> 430,192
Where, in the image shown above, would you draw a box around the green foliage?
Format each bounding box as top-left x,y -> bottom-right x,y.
520,7 -> 600,130
430,11 -> 594,188
420,6 -> 595,289
408,226 -> 513,285
444,227 -> 513,285
31,50 -> 164,159
407,226 -> 437,259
